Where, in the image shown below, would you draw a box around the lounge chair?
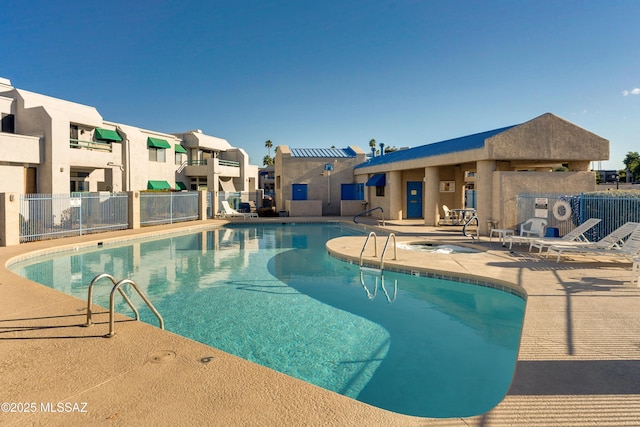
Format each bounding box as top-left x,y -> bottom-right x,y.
546,222 -> 640,262
220,201 -> 258,219
505,217 -> 547,249
528,218 -> 602,254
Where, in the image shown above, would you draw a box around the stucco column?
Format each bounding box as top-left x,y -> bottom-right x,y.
476,160 -> 496,235
423,166 -> 439,226
128,191 -> 141,229
0,193 -> 20,246
198,190 -> 208,220
388,170 -> 402,220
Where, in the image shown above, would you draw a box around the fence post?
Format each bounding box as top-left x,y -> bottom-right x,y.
0,193 -> 20,246
128,191 -> 141,229
198,191 -> 207,220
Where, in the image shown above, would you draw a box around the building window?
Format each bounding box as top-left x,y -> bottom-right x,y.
376,186 -> 385,197
149,147 -> 166,162
1,114 -> 15,133
175,152 -> 184,165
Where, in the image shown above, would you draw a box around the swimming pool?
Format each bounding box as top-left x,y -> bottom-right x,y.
9,223 -> 525,418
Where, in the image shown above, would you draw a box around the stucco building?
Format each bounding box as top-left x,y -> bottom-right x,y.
275,146 -> 367,216
354,113 -> 609,233
0,77 -> 257,196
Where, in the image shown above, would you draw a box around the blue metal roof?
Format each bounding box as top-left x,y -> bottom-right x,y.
290,147 -> 357,158
355,125 -> 517,169
366,173 -> 386,186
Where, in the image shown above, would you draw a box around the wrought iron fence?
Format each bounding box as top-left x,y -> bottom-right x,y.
517,191 -> 640,241
140,191 -> 199,226
19,193 -> 128,243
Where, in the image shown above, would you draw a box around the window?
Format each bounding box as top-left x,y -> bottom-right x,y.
175,152 -> 184,165
376,186 -> 385,197
149,147 -> 166,162
1,114 -> 15,133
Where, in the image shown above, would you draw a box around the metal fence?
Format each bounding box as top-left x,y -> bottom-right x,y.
517,192 -> 640,241
140,191 -> 199,226
20,193 -> 129,243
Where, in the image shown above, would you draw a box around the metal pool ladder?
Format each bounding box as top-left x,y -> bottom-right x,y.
359,232 -> 398,271
85,273 -> 165,337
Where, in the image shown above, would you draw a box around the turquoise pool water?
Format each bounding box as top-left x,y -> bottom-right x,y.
9,223 -> 526,418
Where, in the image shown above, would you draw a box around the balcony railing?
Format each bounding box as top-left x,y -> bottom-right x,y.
70,139 -> 112,152
186,159 -> 240,167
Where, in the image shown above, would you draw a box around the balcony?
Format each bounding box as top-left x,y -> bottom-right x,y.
70,139 -> 112,152
183,159 -> 240,178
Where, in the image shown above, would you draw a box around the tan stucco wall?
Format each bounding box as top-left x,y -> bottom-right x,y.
487,113 -> 609,162
492,171 -> 597,230
276,146 -> 366,216
284,200 -> 322,216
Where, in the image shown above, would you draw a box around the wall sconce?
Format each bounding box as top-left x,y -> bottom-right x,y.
9,194 -> 15,201
60,167 -> 64,172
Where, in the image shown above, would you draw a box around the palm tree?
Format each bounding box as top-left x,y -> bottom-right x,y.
369,139 -> 376,150
265,140 -> 273,157
263,155 -> 273,166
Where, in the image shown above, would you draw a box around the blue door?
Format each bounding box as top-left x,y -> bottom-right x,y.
407,181 -> 423,218
292,184 -> 308,200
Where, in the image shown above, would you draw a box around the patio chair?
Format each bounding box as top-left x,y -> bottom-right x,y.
439,205 -> 455,225
220,201 -> 258,219
547,222 -> 640,262
505,217 -> 547,249
528,218 -> 602,254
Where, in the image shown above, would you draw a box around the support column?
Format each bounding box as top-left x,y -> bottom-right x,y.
198,190 -> 208,220
423,166 -> 439,226
388,170 -> 402,220
476,160 -> 496,235
0,193 -> 20,247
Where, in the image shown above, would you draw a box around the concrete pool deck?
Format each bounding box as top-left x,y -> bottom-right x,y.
1,218 -> 639,426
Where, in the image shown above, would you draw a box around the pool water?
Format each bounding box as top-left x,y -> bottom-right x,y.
10,223 -> 526,418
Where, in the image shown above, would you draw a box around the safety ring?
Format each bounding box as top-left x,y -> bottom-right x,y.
552,200 -> 572,221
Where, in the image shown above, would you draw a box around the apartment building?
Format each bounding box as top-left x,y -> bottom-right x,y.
0,77 -> 257,195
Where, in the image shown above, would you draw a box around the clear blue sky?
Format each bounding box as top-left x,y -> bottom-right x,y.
2,0 -> 638,170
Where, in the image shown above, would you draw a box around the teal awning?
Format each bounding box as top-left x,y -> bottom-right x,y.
174,144 -> 187,154
147,137 -> 171,149
95,128 -> 122,142
175,182 -> 188,190
147,180 -> 172,190
366,173 -> 386,186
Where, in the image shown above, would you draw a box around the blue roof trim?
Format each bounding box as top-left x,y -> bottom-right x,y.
355,125 -> 517,169
290,148 -> 356,158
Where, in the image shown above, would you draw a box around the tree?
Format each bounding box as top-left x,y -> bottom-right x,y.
265,140 -> 273,157
263,155 -> 273,166
369,139 -> 376,150
623,151 -> 640,182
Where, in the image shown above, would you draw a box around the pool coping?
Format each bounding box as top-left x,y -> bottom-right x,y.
2,217 -> 640,425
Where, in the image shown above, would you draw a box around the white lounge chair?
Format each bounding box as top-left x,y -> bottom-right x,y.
528,218 -> 602,254
220,201 -> 258,219
547,222 -> 640,262
506,217 -> 547,249
439,205 -> 454,225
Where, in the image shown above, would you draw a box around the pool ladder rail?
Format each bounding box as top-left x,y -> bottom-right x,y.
85,273 -> 165,338
359,231 -> 398,272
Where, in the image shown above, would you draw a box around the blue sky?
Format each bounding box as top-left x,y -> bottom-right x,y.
2,0 -> 638,170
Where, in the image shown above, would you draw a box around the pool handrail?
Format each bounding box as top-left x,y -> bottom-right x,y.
85,273 -> 164,337
359,232 -> 378,267
353,207 -> 384,225
462,215 -> 480,241
380,233 -> 398,270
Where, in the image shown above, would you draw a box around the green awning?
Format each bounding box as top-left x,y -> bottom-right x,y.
174,144 -> 188,154
95,128 -> 122,142
147,137 -> 171,149
175,182 -> 188,190
147,180 -> 172,190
